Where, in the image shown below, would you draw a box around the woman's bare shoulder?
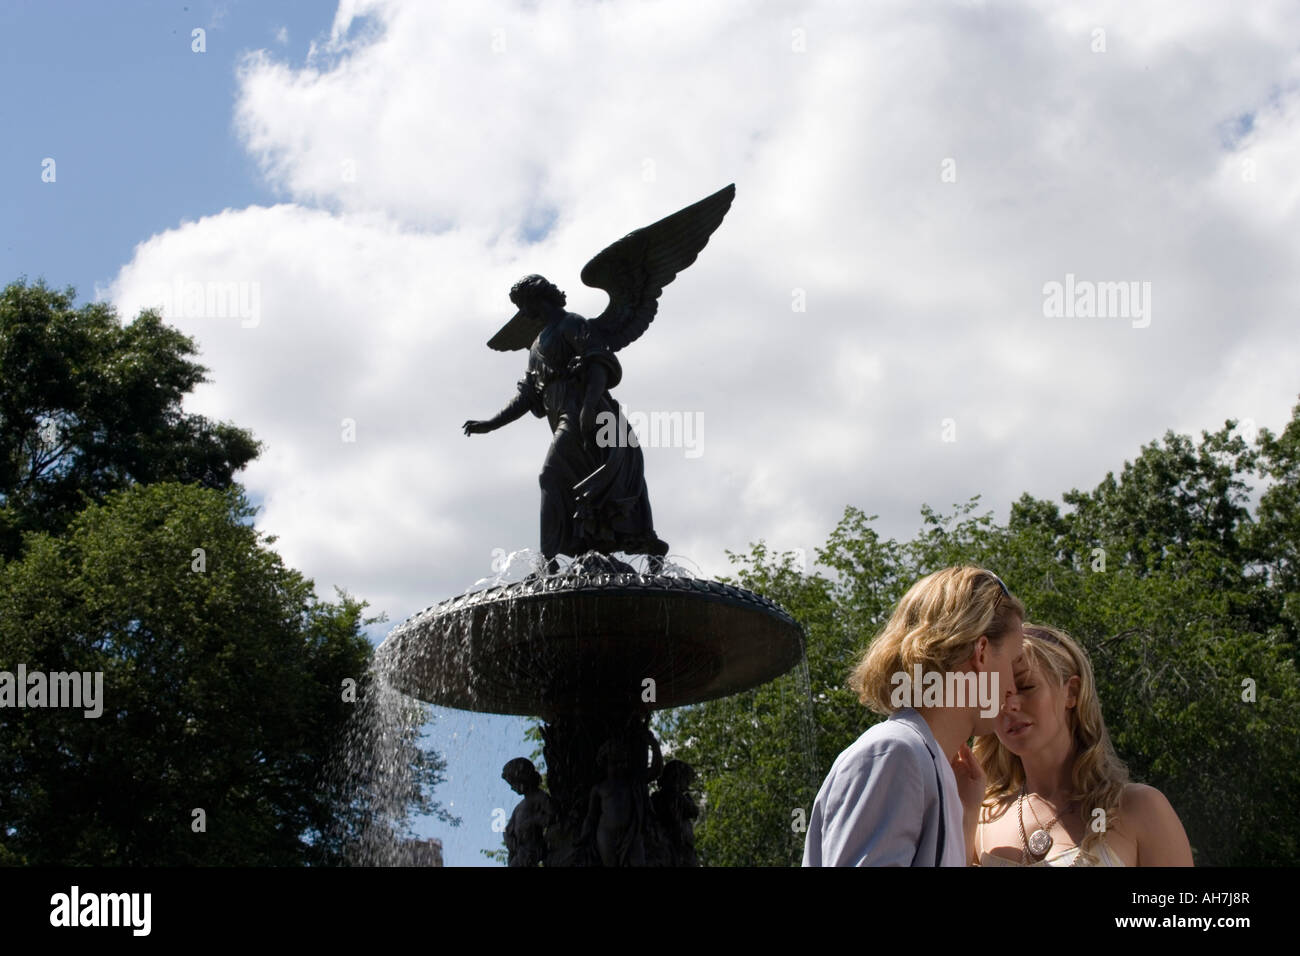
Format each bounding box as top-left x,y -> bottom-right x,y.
1121,782 -> 1170,812
1119,783 -> 1194,866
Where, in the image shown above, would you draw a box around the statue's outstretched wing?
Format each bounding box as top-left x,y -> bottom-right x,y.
581,184 -> 735,353
487,308 -> 543,352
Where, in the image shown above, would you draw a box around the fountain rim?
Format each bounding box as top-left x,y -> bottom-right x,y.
388,571 -> 803,638
377,571 -> 808,717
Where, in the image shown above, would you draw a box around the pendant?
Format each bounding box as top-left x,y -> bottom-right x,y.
1028,828 -> 1053,858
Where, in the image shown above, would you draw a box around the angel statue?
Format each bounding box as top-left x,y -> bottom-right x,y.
463,184 -> 736,569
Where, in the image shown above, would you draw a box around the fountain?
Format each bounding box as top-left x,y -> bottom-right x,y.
378,184 -> 805,866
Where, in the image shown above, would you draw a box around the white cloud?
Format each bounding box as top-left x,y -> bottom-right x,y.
109,0 -> 1300,622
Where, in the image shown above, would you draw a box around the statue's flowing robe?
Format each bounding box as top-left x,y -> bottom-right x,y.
518,313 -> 667,559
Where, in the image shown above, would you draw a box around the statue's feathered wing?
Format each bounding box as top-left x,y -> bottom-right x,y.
581,184 -> 736,353
487,310 -> 544,352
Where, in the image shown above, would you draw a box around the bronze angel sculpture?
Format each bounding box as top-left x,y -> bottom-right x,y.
463,184 -> 736,570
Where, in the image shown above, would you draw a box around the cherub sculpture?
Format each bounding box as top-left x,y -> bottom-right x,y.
463,185 -> 736,568
578,716 -> 664,867
652,759 -> 699,867
501,757 -> 554,868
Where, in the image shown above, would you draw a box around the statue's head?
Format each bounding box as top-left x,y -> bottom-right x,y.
660,759 -> 694,792
502,757 -> 541,793
596,740 -> 629,773
509,274 -> 566,320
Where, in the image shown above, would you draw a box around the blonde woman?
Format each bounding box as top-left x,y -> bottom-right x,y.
965,624 -> 1193,866
803,567 -> 1025,866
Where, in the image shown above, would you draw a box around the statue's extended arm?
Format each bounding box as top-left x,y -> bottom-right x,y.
646,727 -> 663,782
463,385 -> 532,436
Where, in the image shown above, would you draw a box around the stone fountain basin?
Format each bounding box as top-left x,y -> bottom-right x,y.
380,574 -> 805,719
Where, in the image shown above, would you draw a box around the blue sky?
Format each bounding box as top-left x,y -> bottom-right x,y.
3,1 -> 305,296
6,0 -> 1300,868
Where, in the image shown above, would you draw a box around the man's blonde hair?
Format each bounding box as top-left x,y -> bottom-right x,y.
848,566 -> 1025,715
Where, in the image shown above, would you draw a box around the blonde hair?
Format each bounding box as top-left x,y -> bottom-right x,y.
973,623 -> 1130,859
848,566 -> 1026,716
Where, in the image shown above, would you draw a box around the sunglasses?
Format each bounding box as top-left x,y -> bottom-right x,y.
985,570 -> 1011,607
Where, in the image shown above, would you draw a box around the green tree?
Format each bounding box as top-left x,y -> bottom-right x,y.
0,482 -> 454,865
658,543 -> 839,866
1250,401 -> 1300,643
0,279 -> 258,559
0,278 -> 455,864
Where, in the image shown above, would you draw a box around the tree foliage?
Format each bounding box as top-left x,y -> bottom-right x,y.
0,279 -> 259,559
0,280 -> 452,864
0,483 -> 392,864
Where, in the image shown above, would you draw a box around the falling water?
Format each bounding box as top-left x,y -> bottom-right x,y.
789,648 -> 822,797
324,650 -> 434,866
324,547 -> 553,865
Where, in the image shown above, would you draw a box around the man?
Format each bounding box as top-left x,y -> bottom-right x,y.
803,567 -> 1025,866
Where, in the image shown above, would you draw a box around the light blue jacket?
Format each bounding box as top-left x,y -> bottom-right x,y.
802,707 -> 965,867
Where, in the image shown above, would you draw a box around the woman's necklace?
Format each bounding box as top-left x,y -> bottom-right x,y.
1018,788 -> 1072,861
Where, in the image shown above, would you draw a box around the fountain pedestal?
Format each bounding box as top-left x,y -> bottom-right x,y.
381,570 -> 804,866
